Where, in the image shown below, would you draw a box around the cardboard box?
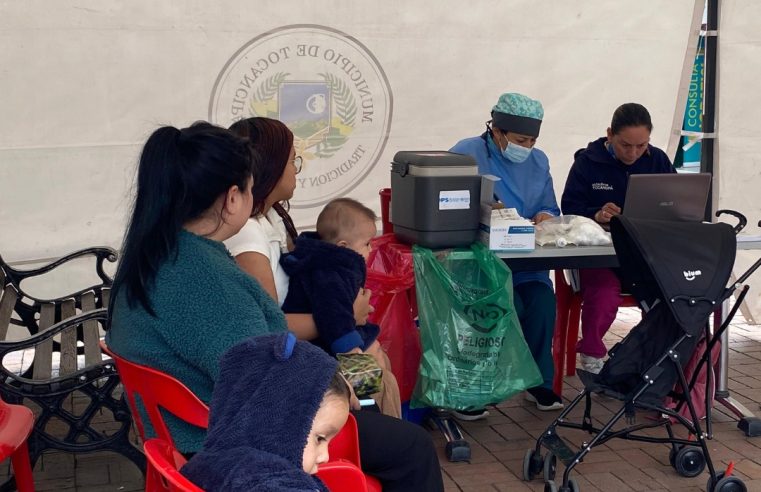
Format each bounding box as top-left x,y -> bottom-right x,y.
479,207 -> 536,251
478,175 -> 535,251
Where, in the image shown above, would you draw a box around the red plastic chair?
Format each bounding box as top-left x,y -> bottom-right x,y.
102,341 -> 381,491
0,397 -> 35,492
552,270 -> 639,395
143,439 -> 202,492
100,341 -> 209,492
319,413 -> 382,492
327,412 -> 362,466
99,341 -> 209,447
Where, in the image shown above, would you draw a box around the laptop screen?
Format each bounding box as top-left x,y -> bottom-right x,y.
623,173 -> 711,222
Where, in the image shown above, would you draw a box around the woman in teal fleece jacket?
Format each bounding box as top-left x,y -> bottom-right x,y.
106,122 -> 302,453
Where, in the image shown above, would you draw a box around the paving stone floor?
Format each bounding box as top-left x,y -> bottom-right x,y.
437,308 -> 761,492
2,307 -> 761,491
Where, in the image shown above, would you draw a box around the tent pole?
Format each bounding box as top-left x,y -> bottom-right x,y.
701,0 -> 718,220
706,0 -> 761,437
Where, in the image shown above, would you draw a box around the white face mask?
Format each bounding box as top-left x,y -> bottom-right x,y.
501,141 -> 532,163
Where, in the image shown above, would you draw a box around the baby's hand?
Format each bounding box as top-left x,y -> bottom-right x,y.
345,347 -> 363,355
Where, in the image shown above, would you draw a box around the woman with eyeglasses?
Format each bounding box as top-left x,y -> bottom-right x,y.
223,118 -> 303,307
449,92 -> 564,415
224,116 -> 444,492
561,103 -> 675,374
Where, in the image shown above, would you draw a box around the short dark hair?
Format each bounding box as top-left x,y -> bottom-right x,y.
325,368 -> 351,403
610,103 -> 653,134
316,198 -> 377,243
111,122 -> 255,315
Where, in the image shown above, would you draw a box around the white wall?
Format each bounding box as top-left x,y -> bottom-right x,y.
0,0 -> 700,263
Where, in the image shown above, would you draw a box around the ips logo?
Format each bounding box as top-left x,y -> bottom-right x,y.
209,24 -> 393,208
463,303 -> 508,333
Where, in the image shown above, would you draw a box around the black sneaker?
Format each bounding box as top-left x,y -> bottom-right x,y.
450,408 -> 490,421
525,387 -> 564,411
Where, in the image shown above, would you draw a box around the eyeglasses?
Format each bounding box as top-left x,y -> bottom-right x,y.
291,155 -> 303,174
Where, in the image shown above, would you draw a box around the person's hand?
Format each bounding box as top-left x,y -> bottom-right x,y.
532,212 -> 554,224
594,202 -> 622,224
353,288 -> 373,326
364,341 -> 382,358
344,347 -> 363,354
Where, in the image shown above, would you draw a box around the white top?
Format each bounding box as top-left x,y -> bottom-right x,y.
224,208 -> 290,306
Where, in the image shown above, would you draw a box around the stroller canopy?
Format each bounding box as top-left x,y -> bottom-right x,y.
611,216 -> 736,336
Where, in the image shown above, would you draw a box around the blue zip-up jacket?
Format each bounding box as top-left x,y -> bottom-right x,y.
561,137 -> 675,218
280,232 -> 380,355
450,133 -> 560,287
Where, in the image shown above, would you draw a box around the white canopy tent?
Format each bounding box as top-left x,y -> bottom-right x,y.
1,0 -> 703,267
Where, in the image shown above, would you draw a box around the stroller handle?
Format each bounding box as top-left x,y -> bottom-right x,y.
715,209 -> 747,234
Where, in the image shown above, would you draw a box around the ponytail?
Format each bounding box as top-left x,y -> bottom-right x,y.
272,202 -> 298,242
111,122 -> 254,316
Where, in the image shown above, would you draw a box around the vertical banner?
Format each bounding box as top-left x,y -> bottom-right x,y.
678,35 -> 705,168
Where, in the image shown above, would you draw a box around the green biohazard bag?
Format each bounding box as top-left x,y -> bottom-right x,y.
411,243 -> 542,411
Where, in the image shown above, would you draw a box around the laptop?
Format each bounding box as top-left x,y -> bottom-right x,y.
623,173 -> 711,222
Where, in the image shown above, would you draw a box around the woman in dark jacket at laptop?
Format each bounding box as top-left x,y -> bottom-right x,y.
561,103 -> 675,373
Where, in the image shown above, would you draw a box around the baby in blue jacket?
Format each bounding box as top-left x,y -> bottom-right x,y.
281,197 -> 379,356
281,198 -> 401,417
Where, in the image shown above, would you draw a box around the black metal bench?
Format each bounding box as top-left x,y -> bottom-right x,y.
0,248 -> 144,487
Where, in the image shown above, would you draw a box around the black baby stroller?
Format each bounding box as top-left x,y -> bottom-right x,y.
522,211 -> 761,492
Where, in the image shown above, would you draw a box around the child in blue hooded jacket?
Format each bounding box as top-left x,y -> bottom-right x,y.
181,332 -> 351,491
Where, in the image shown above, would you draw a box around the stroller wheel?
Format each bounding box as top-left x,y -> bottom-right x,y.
543,451 -> 557,482
558,479 -> 580,492
674,446 -> 705,478
523,448 -> 543,481
668,445 -> 680,468
708,472 -> 747,492
544,480 -> 558,492
708,472 -> 726,490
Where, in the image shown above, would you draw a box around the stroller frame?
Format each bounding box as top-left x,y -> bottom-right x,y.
524,212 -> 761,492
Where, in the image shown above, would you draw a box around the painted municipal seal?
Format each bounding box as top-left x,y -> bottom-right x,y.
209,24 -> 393,208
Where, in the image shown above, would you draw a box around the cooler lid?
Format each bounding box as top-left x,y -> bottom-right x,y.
392,150 -> 478,177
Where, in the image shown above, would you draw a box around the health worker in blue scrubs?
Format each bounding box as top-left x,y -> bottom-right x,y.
450,92 -> 563,417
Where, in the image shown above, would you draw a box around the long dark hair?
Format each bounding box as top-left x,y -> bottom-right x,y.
111,121 -> 254,315
610,103 -> 653,134
228,117 -> 298,240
